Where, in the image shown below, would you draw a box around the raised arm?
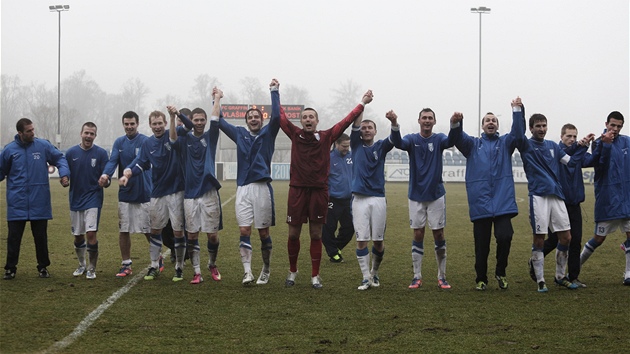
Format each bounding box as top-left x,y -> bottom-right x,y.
269,78 -> 281,125
210,87 -> 223,120
347,90 -> 374,128
278,83 -> 296,137
330,90 -> 373,141
453,114 -> 475,157
385,110 -> 402,146
512,97 -> 528,152
509,97 -> 526,148
168,106 -> 178,142
444,112 -> 463,149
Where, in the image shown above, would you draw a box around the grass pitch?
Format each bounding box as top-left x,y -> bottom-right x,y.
0,181 -> 627,353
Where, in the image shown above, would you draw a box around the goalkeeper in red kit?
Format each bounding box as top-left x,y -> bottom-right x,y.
279,88 -> 374,289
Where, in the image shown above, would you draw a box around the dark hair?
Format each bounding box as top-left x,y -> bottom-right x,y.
180,108 -> 192,117
16,118 -> 33,132
82,121 -> 98,133
245,108 -> 263,123
336,133 -> 350,144
149,110 -> 166,124
122,111 -> 139,123
361,119 -> 377,130
607,111 -> 625,123
302,107 -> 318,119
419,108 -> 435,119
561,123 -> 577,136
529,113 -> 547,128
191,108 -> 207,119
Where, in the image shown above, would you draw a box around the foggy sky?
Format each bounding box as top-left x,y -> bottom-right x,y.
1,0 -> 629,144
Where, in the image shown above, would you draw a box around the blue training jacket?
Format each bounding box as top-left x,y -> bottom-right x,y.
455,108 -> 526,221
559,142 -> 593,206
0,135 -> 70,221
592,134 -> 630,222
328,149 -> 353,199
520,137 -> 587,199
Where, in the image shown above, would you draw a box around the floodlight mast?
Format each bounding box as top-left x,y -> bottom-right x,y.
471,6 -> 491,137
49,4 -> 70,149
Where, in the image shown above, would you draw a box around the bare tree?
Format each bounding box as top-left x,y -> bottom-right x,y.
189,74 -> 220,109
121,78 -> 149,113
22,83 -> 59,144
62,70 -> 104,113
327,79 -> 383,136
1,75 -> 28,146
282,84 -> 312,106
93,93 -> 130,151
153,94 -> 180,113
240,77 -> 266,104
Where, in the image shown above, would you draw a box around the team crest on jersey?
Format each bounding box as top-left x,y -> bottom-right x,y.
201,138 -> 207,147
164,142 -> 171,151
549,149 -> 554,158
135,148 -> 140,156
91,158 -> 96,167
373,151 -> 378,160
428,143 -> 434,152
346,157 -> 352,165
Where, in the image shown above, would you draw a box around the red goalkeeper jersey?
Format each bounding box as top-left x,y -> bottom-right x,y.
280,104 -> 365,189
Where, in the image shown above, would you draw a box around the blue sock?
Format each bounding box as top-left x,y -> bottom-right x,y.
412,241 -> 424,255
356,247 -> 369,257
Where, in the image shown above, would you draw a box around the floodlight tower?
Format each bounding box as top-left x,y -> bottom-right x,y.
49,4 -> 70,149
471,6 -> 491,137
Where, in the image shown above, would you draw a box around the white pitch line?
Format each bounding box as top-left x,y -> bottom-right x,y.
45,269 -> 145,354
45,192 -> 237,354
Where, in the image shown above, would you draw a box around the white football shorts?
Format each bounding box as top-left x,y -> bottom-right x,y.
184,188 -> 221,234
352,194 -> 386,242
594,218 -> 630,237
118,202 -> 150,234
150,191 -> 184,231
529,195 -> 570,234
70,208 -> 100,236
235,182 -> 274,229
409,196 -> 446,230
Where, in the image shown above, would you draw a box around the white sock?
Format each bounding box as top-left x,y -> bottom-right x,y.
356,248 -> 371,280
435,242 -> 447,280
412,241 -> 424,279
555,244 -> 569,280
240,236 -> 253,273
190,242 -> 201,274
174,237 -> 186,270
74,241 -> 86,267
149,234 -> 163,268
532,250 -> 545,283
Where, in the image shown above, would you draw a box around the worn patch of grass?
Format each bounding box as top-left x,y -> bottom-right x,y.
0,181 -> 627,353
